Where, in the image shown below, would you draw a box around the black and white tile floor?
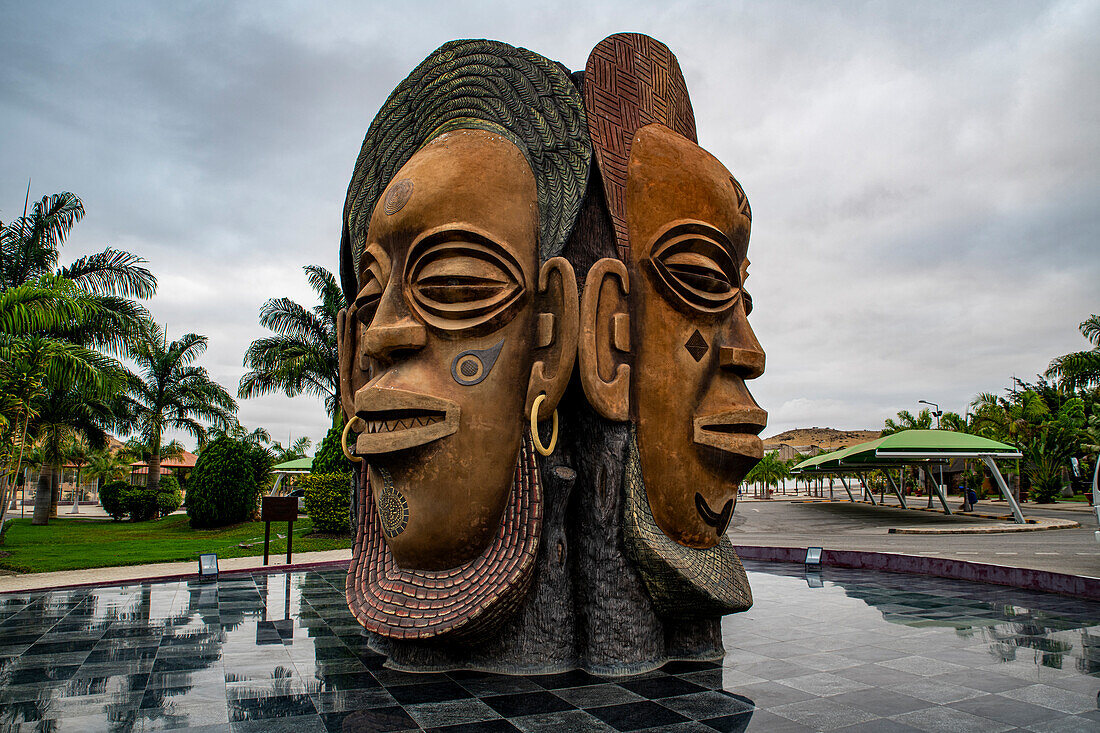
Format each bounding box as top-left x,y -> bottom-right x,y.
0,561 -> 1097,732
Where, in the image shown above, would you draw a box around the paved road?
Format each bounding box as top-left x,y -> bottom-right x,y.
729,499 -> 1100,578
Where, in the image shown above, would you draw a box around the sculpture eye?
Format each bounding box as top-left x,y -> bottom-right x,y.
406,235 -> 525,330
354,264 -> 385,326
651,229 -> 739,311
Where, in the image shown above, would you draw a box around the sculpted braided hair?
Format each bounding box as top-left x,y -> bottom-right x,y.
340,39 -> 591,302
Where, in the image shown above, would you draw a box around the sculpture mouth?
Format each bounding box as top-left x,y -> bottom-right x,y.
692,407 -> 767,457
354,388 -> 460,454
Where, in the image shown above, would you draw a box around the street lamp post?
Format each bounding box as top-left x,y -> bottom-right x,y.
918,400 -> 942,429
918,399 -> 946,507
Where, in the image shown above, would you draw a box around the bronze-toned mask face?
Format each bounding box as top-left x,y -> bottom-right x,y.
625,124 -> 765,548
338,129 -> 577,570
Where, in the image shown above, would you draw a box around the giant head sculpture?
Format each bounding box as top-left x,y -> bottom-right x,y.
578,34 -> 764,616
337,40 -> 588,639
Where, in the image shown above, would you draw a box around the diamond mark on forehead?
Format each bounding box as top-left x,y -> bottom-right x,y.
685,329 -> 708,362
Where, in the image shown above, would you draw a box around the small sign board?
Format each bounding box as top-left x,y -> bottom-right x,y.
261,496 -> 298,522
261,496 -> 298,566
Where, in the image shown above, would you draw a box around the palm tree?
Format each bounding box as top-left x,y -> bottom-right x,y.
238,265 -> 342,427
28,388 -> 117,524
2,191 -> 156,525
85,447 -> 131,489
118,324 -> 237,494
270,436 -> 311,463
882,408 -> 934,436
1046,315 -> 1100,390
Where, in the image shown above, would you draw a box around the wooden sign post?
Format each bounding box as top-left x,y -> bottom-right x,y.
261,496 -> 299,566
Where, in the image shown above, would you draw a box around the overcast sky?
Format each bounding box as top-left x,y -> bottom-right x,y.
2,1 -> 1096,449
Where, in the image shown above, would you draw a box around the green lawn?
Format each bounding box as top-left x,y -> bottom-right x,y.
0,515 -> 352,574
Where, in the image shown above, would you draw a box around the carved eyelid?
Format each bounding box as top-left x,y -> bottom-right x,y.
353,251 -> 388,325
403,226 -> 527,331
648,221 -> 741,312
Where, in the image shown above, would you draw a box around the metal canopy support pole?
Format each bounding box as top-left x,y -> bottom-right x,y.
885,470 -> 908,509
932,469 -> 952,515
981,455 -> 1025,524
858,472 -> 877,505
921,467 -> 952,515
838,475 -> 856,502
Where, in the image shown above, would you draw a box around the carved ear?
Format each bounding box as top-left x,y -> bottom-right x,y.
525,257 -> 579,420
336,308 -> 360,421
578,258 -> 630,421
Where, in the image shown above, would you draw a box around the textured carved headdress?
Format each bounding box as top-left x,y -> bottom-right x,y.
340,39 -> 591,302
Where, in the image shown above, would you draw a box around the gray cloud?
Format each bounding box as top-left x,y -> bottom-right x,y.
2,0 -> 1096,447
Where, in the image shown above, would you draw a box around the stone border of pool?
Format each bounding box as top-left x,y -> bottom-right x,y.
0,551 -> 353,595
732,544 -> 1100,601
3,545 -> 1098,610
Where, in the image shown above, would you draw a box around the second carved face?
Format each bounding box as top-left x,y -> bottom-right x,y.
581,123 -> 767,549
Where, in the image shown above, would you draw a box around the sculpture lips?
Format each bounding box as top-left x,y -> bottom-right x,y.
354,387 -> 460,454
692,407 -> 767,458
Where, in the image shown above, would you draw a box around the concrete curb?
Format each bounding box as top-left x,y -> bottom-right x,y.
889,517 -> 1080,534
733,544 -> 1100,601
0,551 -> 353,595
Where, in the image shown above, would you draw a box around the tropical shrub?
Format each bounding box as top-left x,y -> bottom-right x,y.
186,436 -> 273,528
99,480 -> 130,521
123,487 -> 158,521
311,418 -> 353,476
156,475 -> 183,516
301,472 -> 352,534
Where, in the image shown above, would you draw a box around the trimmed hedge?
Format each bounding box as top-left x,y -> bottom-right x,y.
101,476 -> 184,522
186,436 -> 273,528
124,487 -> 158,521
99,480 -> 129,521
156,476 -> 183,516
301,472 -> 352,534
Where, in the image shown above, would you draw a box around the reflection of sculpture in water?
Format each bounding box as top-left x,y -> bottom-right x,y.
336,33 -> 765,674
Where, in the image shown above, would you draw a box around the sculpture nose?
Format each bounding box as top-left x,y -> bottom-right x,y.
718,311 -> 765,379
362,319 -> 427,362
719,346 -> 764,379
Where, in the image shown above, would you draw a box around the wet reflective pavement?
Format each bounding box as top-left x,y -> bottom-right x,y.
0,562 -> 1097,732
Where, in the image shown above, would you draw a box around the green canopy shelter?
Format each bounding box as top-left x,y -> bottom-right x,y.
792,430 -> 1024,523
270,457 -> 313,495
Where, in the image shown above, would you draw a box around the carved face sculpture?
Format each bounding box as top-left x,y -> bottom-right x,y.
580,123 -> 766,550
339,128 -> 577,570
627,124 -> 766,548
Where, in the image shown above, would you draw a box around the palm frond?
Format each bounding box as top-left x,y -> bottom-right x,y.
60,248 -> 157,299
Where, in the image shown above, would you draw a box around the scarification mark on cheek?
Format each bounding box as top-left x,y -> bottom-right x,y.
450,338 -> 505,385
685,329 -> 709,362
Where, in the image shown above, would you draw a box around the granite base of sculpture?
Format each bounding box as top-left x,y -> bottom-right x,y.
336,34 -> 766,676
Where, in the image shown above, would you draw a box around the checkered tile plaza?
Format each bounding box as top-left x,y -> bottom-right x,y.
0,561 -> 1096,732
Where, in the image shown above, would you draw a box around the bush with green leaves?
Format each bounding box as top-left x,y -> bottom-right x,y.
311,417 -> 353,476
123,487 -> 158,521
186,436 -> 273,528
156,475 -> 183,516
99,480 -> 130,521
301,472 -> 352,534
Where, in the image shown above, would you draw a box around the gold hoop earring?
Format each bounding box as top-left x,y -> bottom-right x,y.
341,417 -> 364,463
530,393 -> 558,456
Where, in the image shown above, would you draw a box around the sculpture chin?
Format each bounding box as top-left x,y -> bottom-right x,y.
354,387 -> 460,454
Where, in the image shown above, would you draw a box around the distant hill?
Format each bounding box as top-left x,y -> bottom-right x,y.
763,427 -> 882,451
